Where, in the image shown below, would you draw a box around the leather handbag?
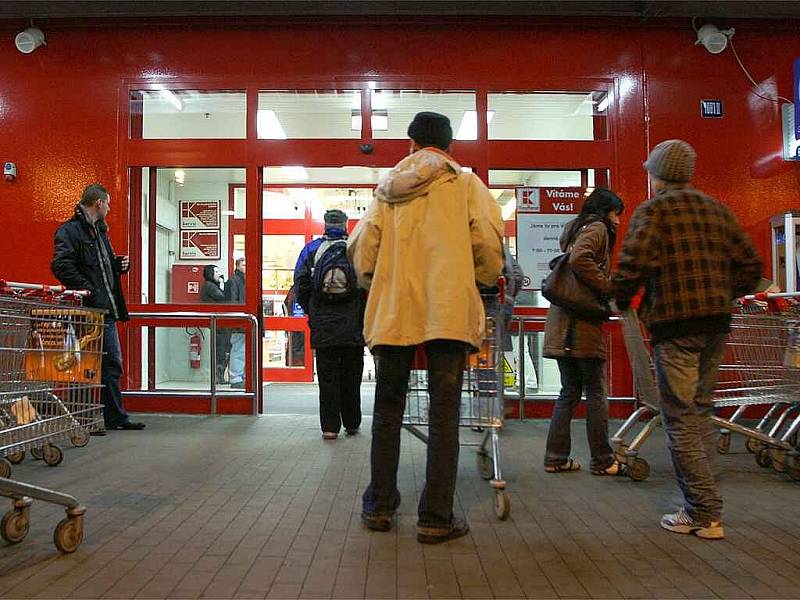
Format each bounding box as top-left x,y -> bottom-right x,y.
541,252 -> 610,320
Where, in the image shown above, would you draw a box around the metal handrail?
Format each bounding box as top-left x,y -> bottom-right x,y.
124,311 -> 260,415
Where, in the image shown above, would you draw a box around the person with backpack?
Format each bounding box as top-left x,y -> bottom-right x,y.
348,112 -> 503,544
294,209 -> 366,440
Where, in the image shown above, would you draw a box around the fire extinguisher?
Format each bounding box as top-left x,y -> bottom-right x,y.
187,328 -> 203,369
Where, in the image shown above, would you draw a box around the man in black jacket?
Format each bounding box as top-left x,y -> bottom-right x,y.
51,183 -> 145,432
294,209 -> 365,439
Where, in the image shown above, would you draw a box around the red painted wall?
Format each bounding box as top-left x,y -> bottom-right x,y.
0,18 -> 797,405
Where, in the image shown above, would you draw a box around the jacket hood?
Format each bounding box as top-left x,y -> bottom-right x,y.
375,148 -> 462,204
203,265 -> 217,282
560,214 -> 603,252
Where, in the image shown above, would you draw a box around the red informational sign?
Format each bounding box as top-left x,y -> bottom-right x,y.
180,200 -> 220,230
516,187 -> 585,214
180,230 -> 220,259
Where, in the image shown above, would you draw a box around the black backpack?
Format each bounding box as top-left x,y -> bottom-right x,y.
312,239 -> 357,303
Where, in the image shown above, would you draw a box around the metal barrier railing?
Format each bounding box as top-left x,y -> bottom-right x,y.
124,311 -> 260,415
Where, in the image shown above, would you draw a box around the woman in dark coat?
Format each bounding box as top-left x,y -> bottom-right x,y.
542,188 -> 625,475
201,265 -> 229,382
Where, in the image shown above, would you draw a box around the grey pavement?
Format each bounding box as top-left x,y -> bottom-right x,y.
1,406 -> 799,599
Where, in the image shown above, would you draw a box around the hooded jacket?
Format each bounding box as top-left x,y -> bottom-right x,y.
543,216 -> 612,359
51,204 -> 129,321
201,265 -> 225,303
347,148 -> 504,351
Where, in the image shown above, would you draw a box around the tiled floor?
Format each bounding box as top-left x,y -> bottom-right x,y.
1,414 -> 799,599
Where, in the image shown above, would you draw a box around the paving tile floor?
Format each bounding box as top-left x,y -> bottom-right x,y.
1,413 -> 799,599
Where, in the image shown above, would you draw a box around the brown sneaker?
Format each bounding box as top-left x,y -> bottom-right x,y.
417,518 -> 470,544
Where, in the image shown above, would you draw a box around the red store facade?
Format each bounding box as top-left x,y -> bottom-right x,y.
0,11 -> 798,415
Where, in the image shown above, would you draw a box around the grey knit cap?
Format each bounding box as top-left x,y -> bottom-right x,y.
643,139 -> 696,183
324,209 -> 347,228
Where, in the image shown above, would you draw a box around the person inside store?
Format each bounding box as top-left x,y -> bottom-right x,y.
225,257 -> 247,388
201,264 -> 230,384
51,183 -> 146,433
542,188 -> 625,476
294,209 -> 366,440
348,111 -> 503,544
612,139 -> 762,540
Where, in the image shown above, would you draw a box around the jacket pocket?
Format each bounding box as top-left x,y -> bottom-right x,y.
81,241 -> 100,266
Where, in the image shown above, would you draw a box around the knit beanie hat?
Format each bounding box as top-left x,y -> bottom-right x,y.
324,209 -> 348,229
643,139 -> 697,183
407,111 -> 453,150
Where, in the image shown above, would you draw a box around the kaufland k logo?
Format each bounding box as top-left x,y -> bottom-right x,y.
516,187 -> 540,212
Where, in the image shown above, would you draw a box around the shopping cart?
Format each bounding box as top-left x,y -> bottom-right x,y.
612,292 -> 800,482
404,279 -> 510,520
0,280 -> 104,553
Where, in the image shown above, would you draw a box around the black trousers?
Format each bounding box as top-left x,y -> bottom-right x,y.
315,346 -> 364,433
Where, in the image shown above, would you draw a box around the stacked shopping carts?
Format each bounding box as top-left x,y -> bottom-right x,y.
612,292 -> 800,482
0,280 -> 104,553
404,280 -> 510,520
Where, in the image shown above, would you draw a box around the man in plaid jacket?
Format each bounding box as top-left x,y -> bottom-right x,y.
612,140 -> 761,540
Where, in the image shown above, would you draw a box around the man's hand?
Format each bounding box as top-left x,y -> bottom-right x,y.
119,256 -> 130,272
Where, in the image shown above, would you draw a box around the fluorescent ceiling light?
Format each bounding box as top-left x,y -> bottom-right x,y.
372,91 -> 389,110
281,166 -> 309,181
371,110 -> 388,131
455,110 -> 495,140
159,89 -> 183,111
501,199 -> 516,221
350,92 -> 362,110
596,96 -> 609,112
257,109 -> 288,139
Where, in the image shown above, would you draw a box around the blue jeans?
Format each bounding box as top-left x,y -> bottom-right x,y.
545,357 -> 614,471
101,320 -> 130,427
229,332 -> 246,384
362,340 -> 467,528
653,333 -> 727,523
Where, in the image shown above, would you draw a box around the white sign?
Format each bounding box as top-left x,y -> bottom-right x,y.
516,187 -> 585,290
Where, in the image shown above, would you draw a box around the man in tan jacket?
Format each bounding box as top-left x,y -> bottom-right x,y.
348,112 -> 503,544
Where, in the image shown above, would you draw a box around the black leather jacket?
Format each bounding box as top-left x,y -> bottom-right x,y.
51,204 -> 129,321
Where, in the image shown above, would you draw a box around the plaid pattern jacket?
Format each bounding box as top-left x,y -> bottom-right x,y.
612,186 -> 761,336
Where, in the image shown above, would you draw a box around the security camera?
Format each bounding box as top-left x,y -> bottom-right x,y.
15,27 -> 46,54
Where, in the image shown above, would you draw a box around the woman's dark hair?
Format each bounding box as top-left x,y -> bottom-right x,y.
577,187 -> 625,246
203,265 -> 217,282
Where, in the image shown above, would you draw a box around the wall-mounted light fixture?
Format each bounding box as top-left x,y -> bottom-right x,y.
695,23 -> 735,55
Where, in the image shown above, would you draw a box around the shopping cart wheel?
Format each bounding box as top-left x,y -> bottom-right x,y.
30,447 -> 44,461
755,448 -> 772,469
786,455 -> 800,481
717,434 -> 731,454
0,458 -> 10,479
53,517 -> 83,554
745,437 -> 761,454
771,450 -> 787,473
1,507 -> 30,544
494,490 -> 511,520
627,458 -> 650,482
71,430 -> 90,448
42,445 -> 63,467
6,450 -> 24,464
477,451 -> 493,480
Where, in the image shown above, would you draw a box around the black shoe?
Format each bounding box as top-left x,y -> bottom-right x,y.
361,511 -> 393,532
417,518 -> 470,544
110,421 -> 146,430
346,428 -> 359,436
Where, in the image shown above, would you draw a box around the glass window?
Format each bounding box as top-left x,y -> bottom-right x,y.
488,91 -> 609,140
370,90 -> 477,139
131,90 -> 246,139
142,167 -> 247,304
257,90 -> 361,139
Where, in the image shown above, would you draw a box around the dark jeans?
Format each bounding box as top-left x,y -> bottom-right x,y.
545,357 -> 614,471
101,319 -> 130,427
315,346 -> 364,433
362,340 -> 467,528
215,329 -> 231,378
653,333 -> 727,523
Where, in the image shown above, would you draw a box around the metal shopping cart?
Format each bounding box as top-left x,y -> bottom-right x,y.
403,280 -> 510,520
0,280 -> 105,553
612,292 -> 800,482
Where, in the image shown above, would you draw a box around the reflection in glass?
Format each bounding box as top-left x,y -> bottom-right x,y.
258,91 -> 361,139
370,90 -> 476,139
132,90 -> 247,139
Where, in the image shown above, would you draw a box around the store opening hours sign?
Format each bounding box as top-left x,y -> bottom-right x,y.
516,187 -> 585,290
180,231 -> 220,259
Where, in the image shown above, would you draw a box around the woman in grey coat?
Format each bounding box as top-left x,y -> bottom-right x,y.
543,188 -> 625,475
